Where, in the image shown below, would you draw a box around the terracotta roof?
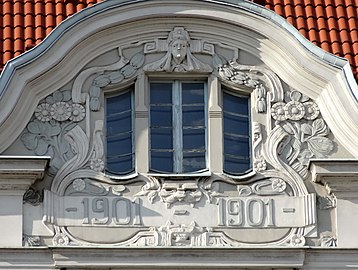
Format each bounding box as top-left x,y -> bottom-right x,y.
0,0 -> 357,79
260,0 -> 358,79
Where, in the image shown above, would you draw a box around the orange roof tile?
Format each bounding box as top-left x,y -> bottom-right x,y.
261,0 -> 358,79
0,0 -> 357,80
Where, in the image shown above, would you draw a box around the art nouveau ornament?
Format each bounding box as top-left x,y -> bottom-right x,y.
268,90 -> 334,178
143,27 -> 212,73
18,26 -> 330,249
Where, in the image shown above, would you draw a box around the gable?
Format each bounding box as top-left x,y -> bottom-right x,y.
0,0 -> 358,266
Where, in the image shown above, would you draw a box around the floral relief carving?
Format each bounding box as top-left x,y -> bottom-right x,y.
21,119 -> 77,175
72,178 -> 86,192
89,158 -> 105,172
290,234 -> 305,247
319,234 -> 337,247
269,90 -> 334,178
318,195 -> 336,210
253,158 -> 267,171
217,62 -> 268,113
271,90 -> 320,123
21,90 -> 85,175
23,235 -> 41,247
89,52 -> 144,111
237,178 -> 288,197
34,90 -> 85,123
252,122 -> 267,172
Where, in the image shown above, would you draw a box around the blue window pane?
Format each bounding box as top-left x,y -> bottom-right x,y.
182,83 -> 204,104
223,92 -> 249,115
107,133 -> 133,157
151,128 -> 173,150
223,91 -> 251,175
151,151 -> 173,173
107,154 -> 134,175
150,106 -> 172,127
183,129 -> 205,150
223,113 -> 249,135
224,156 -> 250,175
224,135 -> 250,157
182,152 -> 206,172
107,91 -> 132,115
150,83 -> 172,104
106,89 -> 134,175
107,111 -> 131,136
182,106 -> 205,127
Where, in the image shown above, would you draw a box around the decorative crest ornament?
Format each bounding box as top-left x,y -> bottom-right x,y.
144,27 -> 212,73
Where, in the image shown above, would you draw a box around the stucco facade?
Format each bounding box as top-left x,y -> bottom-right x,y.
0,0 -> 358,269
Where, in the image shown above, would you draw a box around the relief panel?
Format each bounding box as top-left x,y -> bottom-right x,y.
17,26 -> 336,248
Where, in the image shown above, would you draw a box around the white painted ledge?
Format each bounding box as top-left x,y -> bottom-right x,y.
309,159 -> 358,197
1,247 -> 358,269
0,156 -> 50,195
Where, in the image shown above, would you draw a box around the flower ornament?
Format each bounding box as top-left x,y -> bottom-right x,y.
303,101 -> 320,120
70,104 -> 85,122
290,234 -> 305,247
72,179 -> 86,192
285,101 -> 305,120
272,178 -> 286,193
271,102 -> 287,121
51,102 -> 72,121
90,159 -> 105,172
253,158 -> 267,172
35,103 -> 52,122
21,120 -> 61,155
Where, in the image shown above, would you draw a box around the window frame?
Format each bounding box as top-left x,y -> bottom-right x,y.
148,79 -> 208,174
104,86 -> 136,177
103,74 -> 254,179
222,87 -> 252,176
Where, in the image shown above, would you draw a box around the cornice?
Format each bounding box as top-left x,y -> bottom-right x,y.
309,159 -> 358,198
1,247 -> 358,269
0,156 -> 49,195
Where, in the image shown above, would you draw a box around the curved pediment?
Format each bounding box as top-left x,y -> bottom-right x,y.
0,0 -> 356,251
0,0 -> 356,157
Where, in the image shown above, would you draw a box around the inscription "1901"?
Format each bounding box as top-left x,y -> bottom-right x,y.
81,197 -> 142,226
217,198 -> 275,227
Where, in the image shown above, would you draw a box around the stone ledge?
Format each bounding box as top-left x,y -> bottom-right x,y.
0,156 -> 50,195
1,247 -> 358,269
309,159 -> 358,197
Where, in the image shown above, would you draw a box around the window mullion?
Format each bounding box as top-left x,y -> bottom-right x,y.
173,80 -> 182,173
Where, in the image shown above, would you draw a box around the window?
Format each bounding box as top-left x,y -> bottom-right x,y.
222,90 -> 250,175
105,87 -> 134,175
149,81 -> 206,173
104,80 -> 252,177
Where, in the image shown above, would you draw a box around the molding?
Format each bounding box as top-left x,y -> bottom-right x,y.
309,159 -> 358,197
0,156 -> 49,195
1,247 -> 358,269
52,247 -> 305,268
0,0 -> 356,159
0,248 -> 54,269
